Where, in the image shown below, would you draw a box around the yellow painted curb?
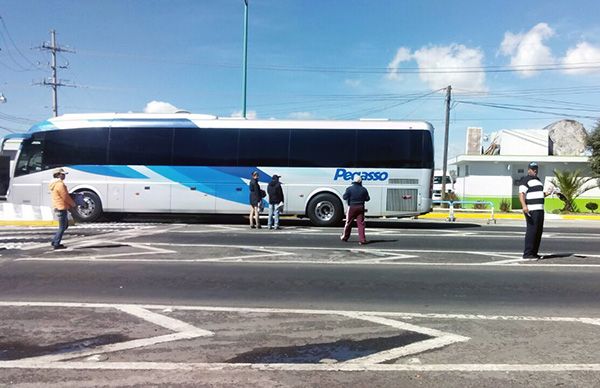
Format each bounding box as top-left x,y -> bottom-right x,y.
418,212 -> 522,220
0,220 -> 58,227
561,215 -> 600,220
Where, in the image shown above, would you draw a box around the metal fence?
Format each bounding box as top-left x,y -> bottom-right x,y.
431,200 -> 496,224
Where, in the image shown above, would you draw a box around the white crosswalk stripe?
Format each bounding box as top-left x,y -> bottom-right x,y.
0,223 -> 156,250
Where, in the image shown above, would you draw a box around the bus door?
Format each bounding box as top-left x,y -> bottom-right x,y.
10,138 -> 44,205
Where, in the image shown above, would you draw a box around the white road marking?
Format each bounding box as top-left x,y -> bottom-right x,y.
337,313 -> 469,364
16,240 -> 177,262
13,303 -> 213,363
345,335 -> 470,365
163,227 -> 600,240
20,331 -> 205,363
1,301 -> 599,369
15,241 -> 600,268
1,361 -> 600,372
116,305 -> 213,335
0,301 -> 598,327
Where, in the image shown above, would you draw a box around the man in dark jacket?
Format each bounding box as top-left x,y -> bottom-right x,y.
340,175 -> 370,244
267,175 -> 284,229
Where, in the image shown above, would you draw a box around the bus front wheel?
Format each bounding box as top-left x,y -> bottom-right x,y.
72,190 -> 103,222
307,193 -> 343,226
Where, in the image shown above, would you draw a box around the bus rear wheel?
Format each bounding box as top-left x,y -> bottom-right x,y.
307,193 -> 343,226
72,190 -> 103,222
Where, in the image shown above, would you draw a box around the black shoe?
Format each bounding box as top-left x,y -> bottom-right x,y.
522,255 -> 540,260
53,244 -> 66,250
256,225 -> 262,229
250,225 -> 256,229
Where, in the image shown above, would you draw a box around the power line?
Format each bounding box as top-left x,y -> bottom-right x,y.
0,15 -> 43,71
75,48 -> 600,75
455,100 -> 600,120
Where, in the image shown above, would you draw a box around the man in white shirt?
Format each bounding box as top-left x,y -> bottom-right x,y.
518,162 -> 552,259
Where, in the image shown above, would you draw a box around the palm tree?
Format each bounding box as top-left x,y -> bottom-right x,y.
551,169 -> 597,212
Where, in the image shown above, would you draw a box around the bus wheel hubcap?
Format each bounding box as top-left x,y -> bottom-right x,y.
78,197 -> 96,218
315,201 -> 334,221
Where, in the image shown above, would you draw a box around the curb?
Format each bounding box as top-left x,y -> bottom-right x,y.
0,203 -> 58,227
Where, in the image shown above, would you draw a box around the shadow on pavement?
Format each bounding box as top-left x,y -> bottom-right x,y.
540,253 -> 575,260
110,213 -> 483,230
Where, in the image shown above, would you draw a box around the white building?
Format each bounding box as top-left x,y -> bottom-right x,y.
449,122 -> 599,212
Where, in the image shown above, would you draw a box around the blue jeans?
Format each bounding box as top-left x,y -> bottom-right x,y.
51,209 -> 69,247
268,204 -> 280,228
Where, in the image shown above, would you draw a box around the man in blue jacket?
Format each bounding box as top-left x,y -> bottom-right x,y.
340,175 -> 370,245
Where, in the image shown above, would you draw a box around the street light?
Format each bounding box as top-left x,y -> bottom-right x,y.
242,0 -> 248,119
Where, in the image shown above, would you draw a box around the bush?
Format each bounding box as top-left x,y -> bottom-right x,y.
552,209 -> 562,214
499,199 -> 511,212
442,192 -> 461,209
473,201 -> 488,210
586,202 -> 598,213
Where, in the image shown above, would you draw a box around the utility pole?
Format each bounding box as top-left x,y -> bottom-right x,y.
38,30 -> 75,117
441,85 -> 452,198
242,0 -> 249,118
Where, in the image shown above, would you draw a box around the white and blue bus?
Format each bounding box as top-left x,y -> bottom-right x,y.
2,113 -> 434,226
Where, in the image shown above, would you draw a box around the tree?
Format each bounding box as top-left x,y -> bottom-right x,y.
551,169 -> 597,212
588,120 -> 600,177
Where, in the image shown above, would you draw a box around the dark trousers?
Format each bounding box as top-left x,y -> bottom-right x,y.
51,209 -> 69,247
524,210 -> 544,257
341,205 -> 366,243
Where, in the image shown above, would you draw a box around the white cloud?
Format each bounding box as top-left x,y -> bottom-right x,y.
561,41 -> 600,74
231,110 -> 257,119
289,112 -> 313,119
387,47 -> 412,80
499,23 -> 555,77
143,100 -> 180,113
413,44 -> 487,92
386,44 -> 487,92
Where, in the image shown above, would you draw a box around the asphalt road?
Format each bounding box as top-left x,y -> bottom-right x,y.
1,218 -> 600,387
1,218 -> 599,316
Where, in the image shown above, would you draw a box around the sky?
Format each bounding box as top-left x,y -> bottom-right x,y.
1,0 -> 600,167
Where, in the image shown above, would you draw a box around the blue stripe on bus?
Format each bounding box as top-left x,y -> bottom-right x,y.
70,165 -> 148,179
27,120 -> 57,133
149,166 -> 270,205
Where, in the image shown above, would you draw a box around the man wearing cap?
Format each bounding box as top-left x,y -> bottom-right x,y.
518,162 -> 552,259
340,175 -> 370,245
267,174 -> 284,230
49,168 -> 76,249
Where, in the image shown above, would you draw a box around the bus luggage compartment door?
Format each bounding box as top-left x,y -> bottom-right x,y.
171,182 -> 216,213
124,182 -> 171,212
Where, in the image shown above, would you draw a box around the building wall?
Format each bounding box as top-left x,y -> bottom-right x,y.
452,160 -> 600,212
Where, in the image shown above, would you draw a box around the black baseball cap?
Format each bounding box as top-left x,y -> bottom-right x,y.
528,162 -> 538,169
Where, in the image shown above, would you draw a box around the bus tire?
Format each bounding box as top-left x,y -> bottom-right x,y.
307,193 -> 343,227
72,190 -> 103,222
